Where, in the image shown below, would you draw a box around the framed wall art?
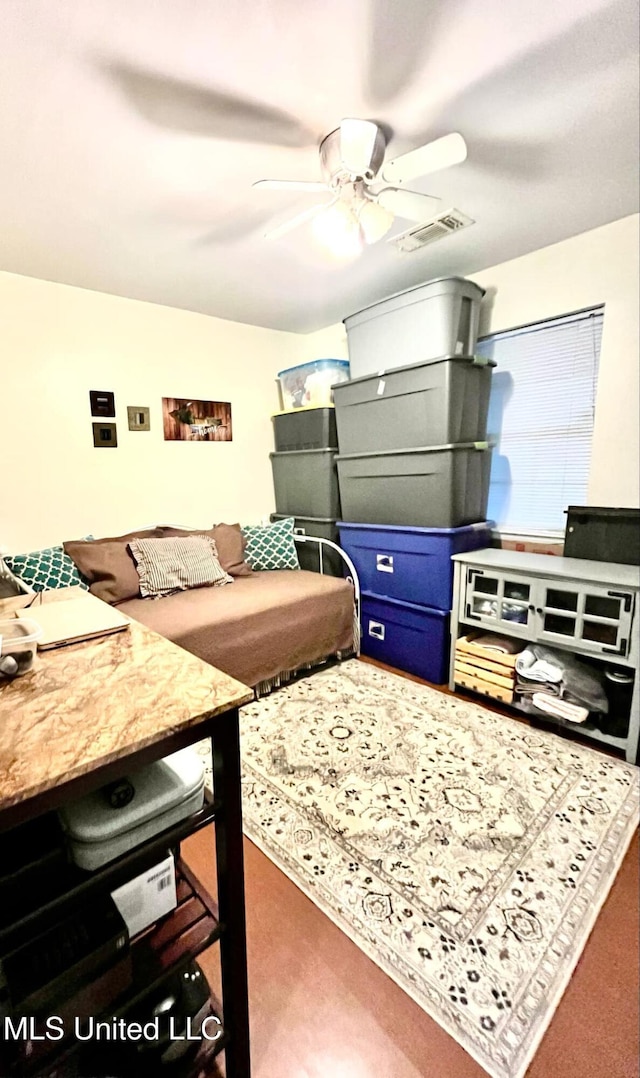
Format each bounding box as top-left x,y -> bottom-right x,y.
162,398 -> 232,442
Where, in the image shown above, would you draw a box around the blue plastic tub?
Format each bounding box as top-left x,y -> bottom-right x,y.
361,592 -> 449,684
338,521 -> 492,611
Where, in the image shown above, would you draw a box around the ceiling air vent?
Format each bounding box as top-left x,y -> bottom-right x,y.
389,209 -> 475,253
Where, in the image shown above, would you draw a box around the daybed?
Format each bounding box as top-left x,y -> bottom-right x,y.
56,521 -> 358,693
120,568 -> 355,690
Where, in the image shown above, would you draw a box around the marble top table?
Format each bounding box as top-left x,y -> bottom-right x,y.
0,616 -> 253,826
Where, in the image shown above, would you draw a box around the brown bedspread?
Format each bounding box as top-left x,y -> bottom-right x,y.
119,570 -> 355,688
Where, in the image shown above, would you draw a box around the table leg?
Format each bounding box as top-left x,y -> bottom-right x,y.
211,708 -> 251,1078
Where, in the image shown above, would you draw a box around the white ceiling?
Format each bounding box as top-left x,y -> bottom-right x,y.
1,0 -> 638,332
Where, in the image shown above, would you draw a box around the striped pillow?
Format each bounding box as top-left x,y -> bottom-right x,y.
129,536 -> 233,598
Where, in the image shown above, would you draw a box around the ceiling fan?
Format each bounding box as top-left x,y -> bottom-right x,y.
252,119 -> 467,253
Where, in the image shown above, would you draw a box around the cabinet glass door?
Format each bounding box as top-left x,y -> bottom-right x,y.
537,584 -> 634,657
465,570 -> 534,636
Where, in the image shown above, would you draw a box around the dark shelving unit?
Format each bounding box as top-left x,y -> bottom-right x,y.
0,708 -> 251,1078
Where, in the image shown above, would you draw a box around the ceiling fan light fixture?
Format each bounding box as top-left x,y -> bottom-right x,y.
312,200 -> 363,258
356,199 -> 395,244
339,118 -> 380,177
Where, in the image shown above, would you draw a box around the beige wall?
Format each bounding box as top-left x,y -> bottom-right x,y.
2,214 -> 637,552
0,272 -> 302,552
468,214 -> 639,509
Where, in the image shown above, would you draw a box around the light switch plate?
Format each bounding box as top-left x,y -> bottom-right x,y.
127,406 -> 150,431
92,422 -> 118,448
90,390 -> 115,417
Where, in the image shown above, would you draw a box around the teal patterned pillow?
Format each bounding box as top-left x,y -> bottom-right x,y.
5,543 -> 92,593
241,518 -> 300,571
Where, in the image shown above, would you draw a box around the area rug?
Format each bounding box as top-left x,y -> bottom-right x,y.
198,660 -> 639,1078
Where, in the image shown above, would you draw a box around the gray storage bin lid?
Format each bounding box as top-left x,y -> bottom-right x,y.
269,447 -> 338,459
271,513 -> 338,524
59,748 -> 205,845
336,441 -> 491,461
332,353 -> 495,388
344,276 -> 486,328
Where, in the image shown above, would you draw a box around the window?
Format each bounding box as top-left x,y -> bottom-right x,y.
476,307 -> 603,535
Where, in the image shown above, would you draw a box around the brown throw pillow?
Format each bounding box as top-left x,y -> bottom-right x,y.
158,523 -> 252,577
63,528 -> 163,604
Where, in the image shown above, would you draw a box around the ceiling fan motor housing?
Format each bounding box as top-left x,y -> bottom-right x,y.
319,126 -> 387,187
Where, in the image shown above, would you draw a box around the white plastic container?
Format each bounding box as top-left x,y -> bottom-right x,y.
0,617 -> 42,678
277,359 -> 350,410
59,749 -> 206,870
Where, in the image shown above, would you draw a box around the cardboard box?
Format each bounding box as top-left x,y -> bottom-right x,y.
111,853 -> 177,938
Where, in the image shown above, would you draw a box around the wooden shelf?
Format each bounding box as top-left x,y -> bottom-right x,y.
453,681 -> 629,754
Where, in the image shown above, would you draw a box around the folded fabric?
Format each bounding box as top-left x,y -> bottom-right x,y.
516,678 -> 561,698
516,648 -> 563,683
471,633 -> 524,655
129,535 -> 233,598
514,644 -> 608,714
531,692 -> 589,725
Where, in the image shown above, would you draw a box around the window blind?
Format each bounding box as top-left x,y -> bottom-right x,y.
476,307 -> 603,535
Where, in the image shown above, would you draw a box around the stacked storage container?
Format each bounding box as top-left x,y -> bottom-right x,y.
334,353 -> 494,528
336,276 -> 493,681
270,370 -> 347,575
338,522 -> 492,682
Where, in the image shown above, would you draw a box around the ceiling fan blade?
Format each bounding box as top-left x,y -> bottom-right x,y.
264,199 -> 336,241
339,118 -> 380,176
253,180 -> 329,193
376,188 -> 442,222
381,132 -> 467,185
106,63 -> 315,148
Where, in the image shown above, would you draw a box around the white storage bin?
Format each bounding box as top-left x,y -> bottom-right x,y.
0,617 -> 42,678
344,276 -> 485,378
277,359 -> 350,410
59,749 -> 206,870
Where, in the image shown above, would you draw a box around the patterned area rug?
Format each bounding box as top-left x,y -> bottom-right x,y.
197,660 -> 639,1078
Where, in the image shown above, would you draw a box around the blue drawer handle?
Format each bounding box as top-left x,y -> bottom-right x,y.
368,621 -> 385,641
376,554 -> 394,573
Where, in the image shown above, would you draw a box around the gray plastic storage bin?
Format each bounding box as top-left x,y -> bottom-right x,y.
270,448 -> 341,518
336,442 -> 492,528
270,514 -> 343,576
272,407 -> 337,452
333,354 -> 495,453
344,276 -> 485,378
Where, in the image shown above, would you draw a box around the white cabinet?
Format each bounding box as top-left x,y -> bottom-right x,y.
451,548 -> 639,763
463,567 -> 635,658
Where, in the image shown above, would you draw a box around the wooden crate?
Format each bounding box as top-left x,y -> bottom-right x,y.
454,664 -> 515,704
454,657 -> 515,691
455,632 -> 523,669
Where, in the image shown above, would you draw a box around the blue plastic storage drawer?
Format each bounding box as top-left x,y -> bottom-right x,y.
338,522 -> 491,611
361,592 -> 449,684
